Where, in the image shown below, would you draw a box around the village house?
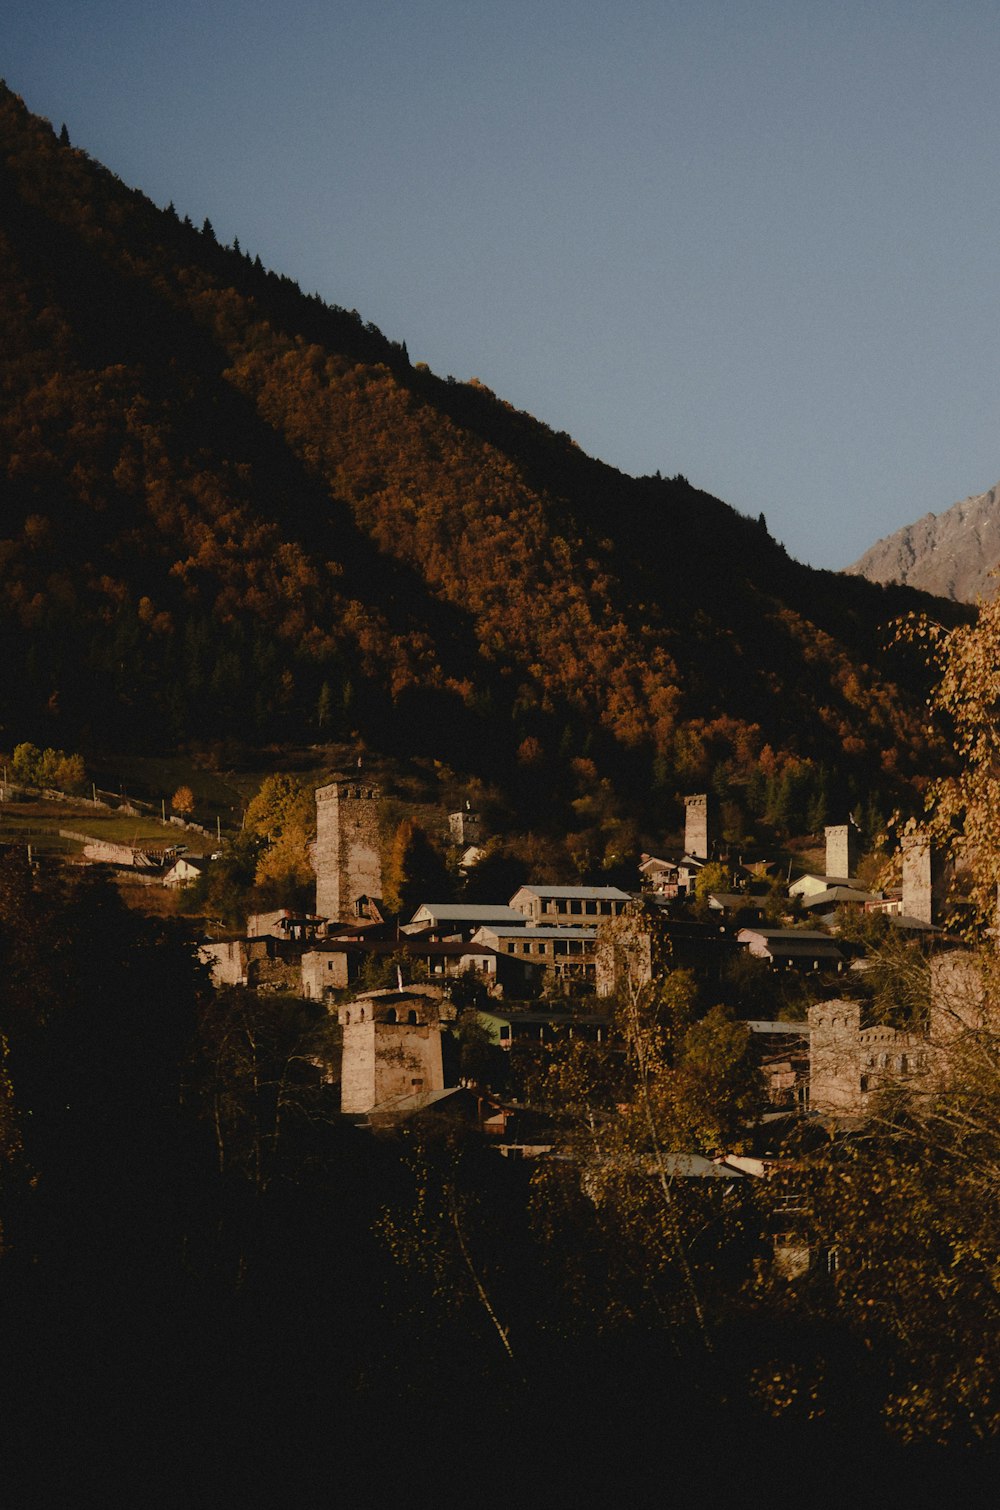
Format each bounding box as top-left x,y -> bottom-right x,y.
474,1007 -> 609,1052
594,900 -> 743,997
471,922 -> 599,987
401,901 -> 526,939
745,1021 -> 811,1110
246,907 -> 325,941
798,884 -> 876,918
786,819 -> 864,907
706,892 -> 768,926
737,926 -> 846,974
508,884 -> 631,927
198,933 -> 301,993
637,853 -> 681,896
161,853 -> 213,889
301,937 -> 498,999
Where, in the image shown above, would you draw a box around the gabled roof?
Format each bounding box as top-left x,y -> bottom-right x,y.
800,886 -> 874,909
740,927 -> 839,942
510,885 -> 632,901
659,1154 -> 745,1179
476,1009 -> 609,1027
408,902 -> 526,924
769,941 -> 844,960
789,872 -> 853,896
472,925 -> 601,940
165,854 -> 212,872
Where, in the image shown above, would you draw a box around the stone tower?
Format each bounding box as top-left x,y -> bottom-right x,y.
449,807 -> 482,848
338,987 -> 446,1114
684,793 -> 715,860
808,1000 -> 862,1113
825,821 -> 859,880
901,831 -> 948,926
315,778 -> 382,922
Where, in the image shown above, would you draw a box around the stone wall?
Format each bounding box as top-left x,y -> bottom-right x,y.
809,1000 -> 926,1113
199,940 -> 248,988
302,948 -> 350,999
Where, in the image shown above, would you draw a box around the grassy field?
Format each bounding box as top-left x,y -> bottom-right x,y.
0,799 -> 217,857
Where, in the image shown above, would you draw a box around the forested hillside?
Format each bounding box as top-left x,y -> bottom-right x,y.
0,84 -> 953,828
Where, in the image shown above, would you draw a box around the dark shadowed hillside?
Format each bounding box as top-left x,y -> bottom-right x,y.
0,83 -> 958,828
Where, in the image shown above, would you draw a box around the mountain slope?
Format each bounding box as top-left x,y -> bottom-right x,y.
0,82 -> 954,824
846,482 -> 1000,603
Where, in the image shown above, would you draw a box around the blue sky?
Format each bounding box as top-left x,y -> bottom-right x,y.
6,0 -> 1000,570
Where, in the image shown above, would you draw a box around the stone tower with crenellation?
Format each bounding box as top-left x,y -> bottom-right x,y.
315,778 -> 383,922
338,988 -> 447,1114
684,793 -> 715,860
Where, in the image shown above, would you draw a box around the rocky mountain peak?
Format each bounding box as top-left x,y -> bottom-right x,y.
845,482 -> 1000,602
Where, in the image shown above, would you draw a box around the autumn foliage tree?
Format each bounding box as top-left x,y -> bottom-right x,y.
382,818 -> 453,917
171,783 -> 195,815
243,773 -> 315,903
758,593 -> 1000,1446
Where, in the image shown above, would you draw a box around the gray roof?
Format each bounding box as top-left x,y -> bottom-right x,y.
766,940 -> 844,960
801,886 -> 874,909
659,1154 -> 745,1179
409,903 -> 526,924
512,885 -> 632,901
472,925 -> 600,940
477,1010 -> 609,1027
368,1087 -> 464,1115
741,928 -> 840,943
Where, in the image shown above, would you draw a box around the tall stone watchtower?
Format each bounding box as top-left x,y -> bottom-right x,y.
315,778 -> 382,922
808,1000 -> 862,1113
901,831 -> 949,926
684,793 -> 715,860
449,807 -> 482,848
825,821 -> 859,880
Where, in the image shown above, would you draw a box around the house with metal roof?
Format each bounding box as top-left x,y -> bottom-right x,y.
508,884 -> 632,927
471,923 -> 600,984
737,927 -> 846,973
402,902 -> 527,939
474,1007 -> 609,1051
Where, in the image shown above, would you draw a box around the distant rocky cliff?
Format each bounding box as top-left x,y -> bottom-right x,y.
846,481 -> 1000,602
